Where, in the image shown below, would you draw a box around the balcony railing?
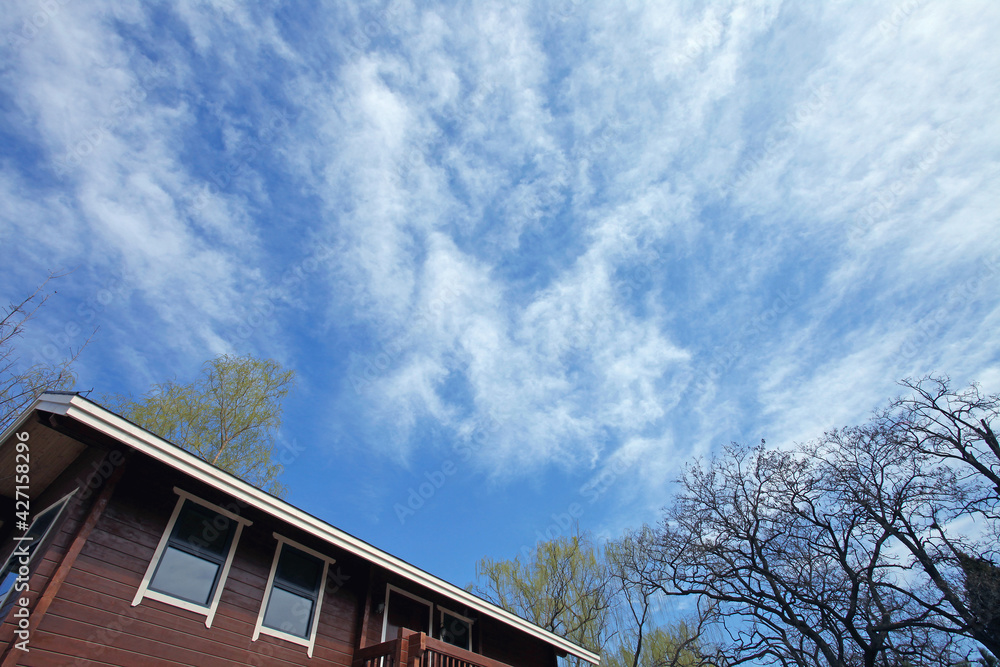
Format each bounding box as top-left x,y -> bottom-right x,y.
354,629 -> 516,667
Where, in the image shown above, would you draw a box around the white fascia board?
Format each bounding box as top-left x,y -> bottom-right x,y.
31,394 -> 601,665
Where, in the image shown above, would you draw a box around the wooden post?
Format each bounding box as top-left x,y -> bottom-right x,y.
0,451 -> 128,667
407,631 -> 426,667
397,628 -> 415,667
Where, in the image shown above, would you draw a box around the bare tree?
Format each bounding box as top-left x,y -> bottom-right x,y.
606,526 -> 717,667
1,273 -> 91,432
890,377 -> 1000,500
653,442 -> 958,667
818,377 -> 1000,660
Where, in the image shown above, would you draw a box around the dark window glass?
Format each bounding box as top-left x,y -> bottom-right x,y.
263,586 -> 315,638
385,589 -> 430,640
262,544 -> 324,639
170,502 -> 231,556
148,500 -> 235,606
0,571 -> 16,601
151,547 -> 221,605
275,546 -> 323,591
440,611 -> 471,649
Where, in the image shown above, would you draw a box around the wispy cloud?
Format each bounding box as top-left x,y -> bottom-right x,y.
2,0 -> 997,554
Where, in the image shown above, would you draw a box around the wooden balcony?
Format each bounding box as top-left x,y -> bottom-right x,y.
354,628 -> 516,667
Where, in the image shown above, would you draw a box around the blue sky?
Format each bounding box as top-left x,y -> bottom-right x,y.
2,0 -> 999,593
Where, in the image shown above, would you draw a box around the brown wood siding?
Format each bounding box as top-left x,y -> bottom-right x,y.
1,418 -> 568,667
4,452 -> 368,666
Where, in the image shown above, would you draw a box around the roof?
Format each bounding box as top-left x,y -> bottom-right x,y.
4,392 -> 601,665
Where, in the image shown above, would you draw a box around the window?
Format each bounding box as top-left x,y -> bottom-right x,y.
132,488 -> 251,627
381,585 -> 432,642
253,533 -> 335,657
0,491 -> 75,615
262,545 -> 323,637
438,608 -> 473,650
148,501 -> 233,605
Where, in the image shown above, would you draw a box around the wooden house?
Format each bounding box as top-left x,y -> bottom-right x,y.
0,392 -> 600,666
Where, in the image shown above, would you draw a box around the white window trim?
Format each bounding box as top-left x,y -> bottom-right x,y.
437,606 -> 474,651
380,584 -> 434,642
253,532 -> 335,657
0,489 -> 77,611
131,487 -> 251,628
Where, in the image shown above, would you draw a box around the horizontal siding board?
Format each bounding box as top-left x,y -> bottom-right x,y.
47,519 -> 80,552
55,548 -> 356,665
30,552 -> 61,581
80,528 -> 155,575
41,596 -> 314,667
91,511 -> 162,549
16,647 -> 123,667
60,557 -> 138,601
52,584 -> 254,653
102,501 -> 172,536
73,544 -> 146,582
20,623 -> 209,667
34,613 -> 250,667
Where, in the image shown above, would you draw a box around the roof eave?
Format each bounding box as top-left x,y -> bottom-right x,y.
26,393 -> 601,665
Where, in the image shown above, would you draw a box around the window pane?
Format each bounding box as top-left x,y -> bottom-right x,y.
171,502 -> 231,557
386,590 -> 430,639
441,612 -> 470,648
0,570 -> 16,599
263,586 -> 314,638
149,546 -> 220,605
274,546 -> 322,592
0,570 -> 17,617
26,505 -> 60,541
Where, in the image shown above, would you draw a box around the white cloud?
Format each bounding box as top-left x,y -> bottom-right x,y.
1,0 -> 997,525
